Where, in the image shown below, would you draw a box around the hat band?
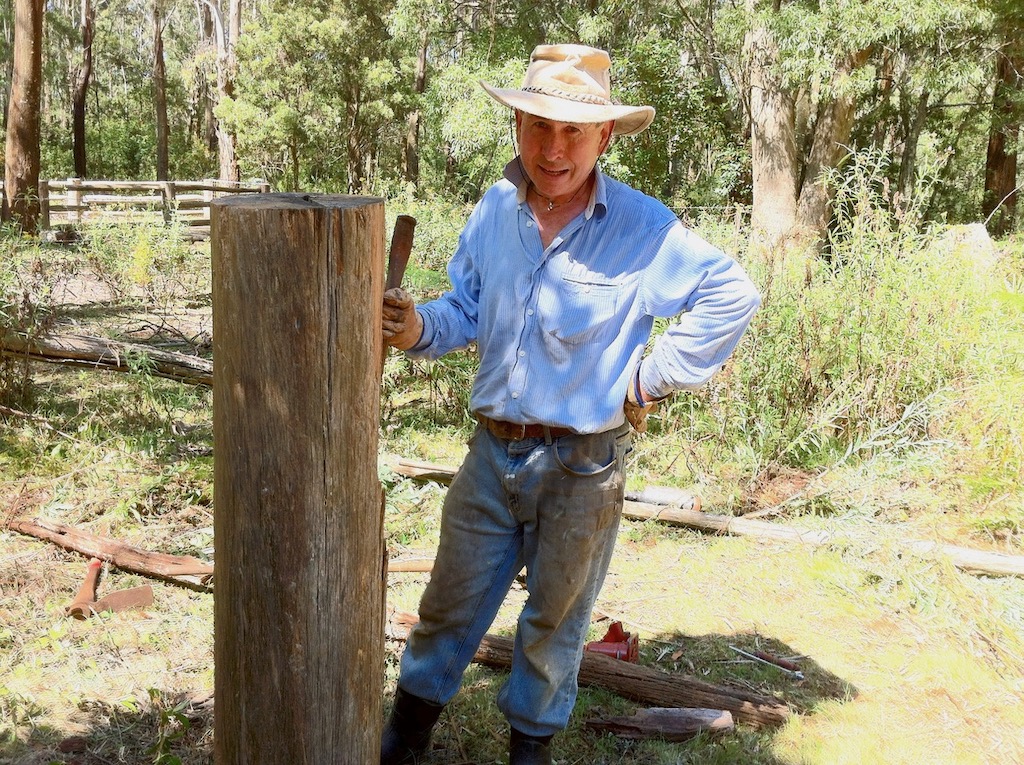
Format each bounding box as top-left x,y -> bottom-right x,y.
521,85 -> 613,106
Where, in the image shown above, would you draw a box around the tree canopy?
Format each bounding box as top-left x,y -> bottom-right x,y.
1,0 -> 1020,238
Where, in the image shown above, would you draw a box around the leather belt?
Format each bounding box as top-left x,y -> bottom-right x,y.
475,413 -> 574,441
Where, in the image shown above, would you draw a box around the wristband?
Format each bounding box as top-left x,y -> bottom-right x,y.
633,370 -> 645,406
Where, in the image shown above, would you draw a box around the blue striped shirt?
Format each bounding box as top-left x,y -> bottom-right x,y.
409,161 -> 760,434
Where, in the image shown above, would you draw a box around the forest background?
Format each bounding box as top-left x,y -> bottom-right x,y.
1,0 -> 1022,242
2,1 -> 1024,764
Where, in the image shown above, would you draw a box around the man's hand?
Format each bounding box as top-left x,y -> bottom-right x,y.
383,288 -> 423,350
623,399 -> 657,433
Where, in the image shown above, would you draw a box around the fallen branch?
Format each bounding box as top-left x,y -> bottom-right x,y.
1,329 -> 212,386
384,456 -> 1024,578
9,515 -> 436,587
586,707 -> 734,741
8,517 -> 214,591
386,610 -> 790,729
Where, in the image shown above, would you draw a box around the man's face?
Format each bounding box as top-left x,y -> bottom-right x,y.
516,111 -> 614,203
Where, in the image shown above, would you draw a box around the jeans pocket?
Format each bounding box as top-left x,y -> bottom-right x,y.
551,432 -> 620,477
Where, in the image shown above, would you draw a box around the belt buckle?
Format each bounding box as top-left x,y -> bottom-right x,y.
509,422 -> 527,440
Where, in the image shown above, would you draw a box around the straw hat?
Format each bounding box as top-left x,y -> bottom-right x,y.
480,44 -> 655,137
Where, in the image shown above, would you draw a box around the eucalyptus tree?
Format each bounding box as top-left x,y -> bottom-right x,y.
736,0 -> 993,247
225,0 -> 403,192
72,0 -> 95,176
4,0 -> 45,232
981,0 -> 1023,236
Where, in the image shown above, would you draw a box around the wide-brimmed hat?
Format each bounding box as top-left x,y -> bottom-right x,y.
481,44 -> 655,137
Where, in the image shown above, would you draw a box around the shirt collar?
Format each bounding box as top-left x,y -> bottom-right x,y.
503,158 -> 607,220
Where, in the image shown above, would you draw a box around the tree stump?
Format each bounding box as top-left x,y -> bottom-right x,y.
211,193 -> 386,764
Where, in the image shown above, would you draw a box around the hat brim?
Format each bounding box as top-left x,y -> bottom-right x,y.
481,82 -> 655,137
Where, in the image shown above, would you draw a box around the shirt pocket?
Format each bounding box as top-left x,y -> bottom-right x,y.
539,274 -> 620,346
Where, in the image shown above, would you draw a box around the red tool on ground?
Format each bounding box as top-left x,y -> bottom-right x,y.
585,621 -> 639,662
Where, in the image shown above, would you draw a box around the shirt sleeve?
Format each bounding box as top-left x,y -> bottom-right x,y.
636,223 -> 761,400
406,229 -> 482,360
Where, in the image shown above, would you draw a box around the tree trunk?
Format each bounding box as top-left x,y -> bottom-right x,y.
871,48 -> 896,152
403,29 -> 428,186
896,88 -> 930,210
4,0 -> 45,234
744,21 -> 799,248
213,0 -> 240,182
211,193 -> 386,764
154,4 -> 169,181
195,0 -> 219,151
0,328 -> 213,386
795,48 -> 873,244
347,95 -> 363,193
983,51 -> 1022,236
72,0 -> 94,178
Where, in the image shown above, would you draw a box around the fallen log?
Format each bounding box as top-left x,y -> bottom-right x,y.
384,456 -> 1024,578
386,610 -> 790,729
8,517 -> 214,591
586,707 -> 734,741
9,516 -> 437,586
385,456 -> 457,484
623,501 -> 830,545
1,329 -> 212,386
386,556 -> 435,573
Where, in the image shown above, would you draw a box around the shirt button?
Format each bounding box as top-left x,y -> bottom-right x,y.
527,309 -> 535,316
584,285 -> 591,293
526,221 -> 534,228
518,350 -> 525,357
511,392 -> 519,399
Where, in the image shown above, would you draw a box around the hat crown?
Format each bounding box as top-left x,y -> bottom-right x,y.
478,43 -> 655,136
524,45 -> 612,105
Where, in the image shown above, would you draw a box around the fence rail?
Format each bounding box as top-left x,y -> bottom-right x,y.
15,177 -> 270,240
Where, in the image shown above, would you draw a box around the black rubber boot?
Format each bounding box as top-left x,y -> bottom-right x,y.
380,688 -> 444,765
509,728 -> 553,765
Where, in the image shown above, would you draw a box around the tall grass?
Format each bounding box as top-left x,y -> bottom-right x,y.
672,151 -> 1015,478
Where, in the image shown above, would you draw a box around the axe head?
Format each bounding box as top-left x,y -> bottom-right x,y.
92,585 -> 154,614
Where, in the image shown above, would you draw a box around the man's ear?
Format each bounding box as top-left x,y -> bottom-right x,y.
599,121 -> 615,155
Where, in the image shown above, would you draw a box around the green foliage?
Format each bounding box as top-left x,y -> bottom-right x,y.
655,149 -> 1000,473
418,56 -> 523,201
225,0 -> 403,192
78,219 -> 196,302
606,30 -> 746,209
0,234 -> 54,408
388,191 -> 472,275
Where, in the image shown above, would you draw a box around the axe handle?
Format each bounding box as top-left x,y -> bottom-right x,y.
381,215 -> 417,377
66,558 -> 102,619
386,214 -> 416,291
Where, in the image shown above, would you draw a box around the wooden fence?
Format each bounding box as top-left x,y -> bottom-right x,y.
23,178 -> 270,239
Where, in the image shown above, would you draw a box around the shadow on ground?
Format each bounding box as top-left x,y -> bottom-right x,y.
0,690 -> 213,765
381,626 -> 856,765
0,626 -> 853,765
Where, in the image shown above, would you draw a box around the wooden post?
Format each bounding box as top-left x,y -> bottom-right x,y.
211,193 -> 387,764
67,177 -> 82,223
37,178 -> 49,232
160,181 -> 176,224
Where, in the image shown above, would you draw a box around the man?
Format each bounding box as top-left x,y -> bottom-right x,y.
381,44 -> 760,765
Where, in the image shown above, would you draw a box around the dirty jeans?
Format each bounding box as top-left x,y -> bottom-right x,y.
397,422 -> 631,738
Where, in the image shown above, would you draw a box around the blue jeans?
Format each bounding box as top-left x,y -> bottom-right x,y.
398,422 -> 631,737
